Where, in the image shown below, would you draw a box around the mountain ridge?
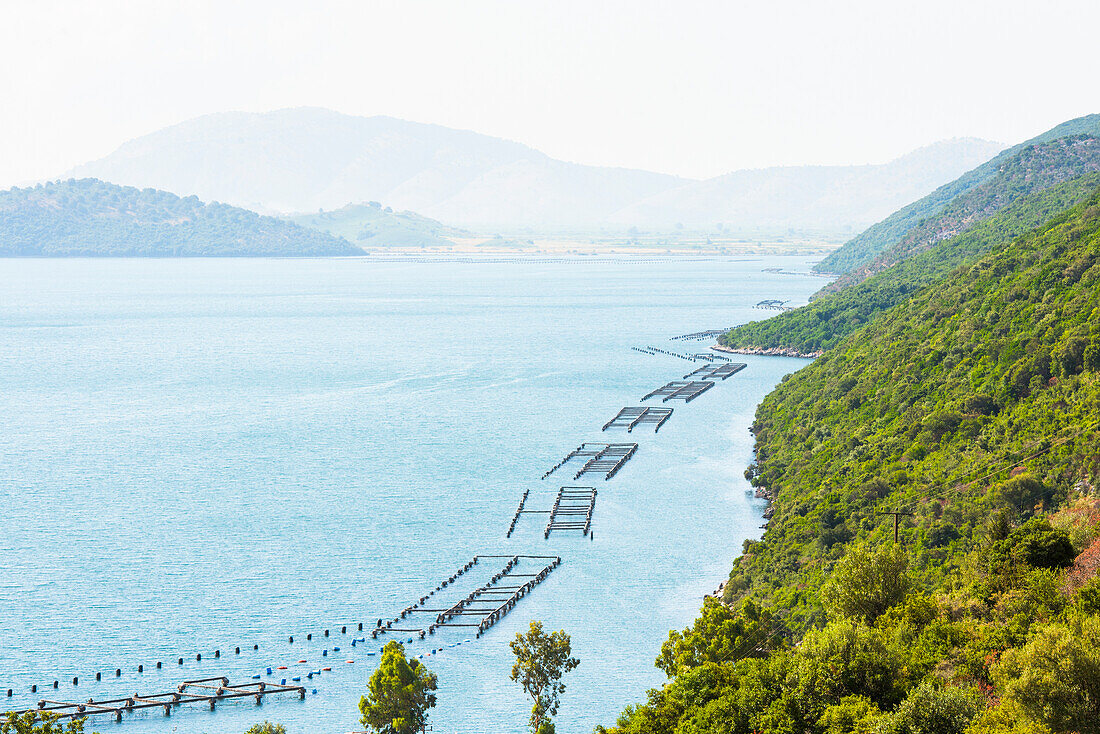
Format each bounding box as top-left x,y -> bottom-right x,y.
816,112 -> 1100,274
67,107 -> 1002,233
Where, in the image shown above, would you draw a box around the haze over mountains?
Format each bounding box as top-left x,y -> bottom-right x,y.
68,107 -> 1002,233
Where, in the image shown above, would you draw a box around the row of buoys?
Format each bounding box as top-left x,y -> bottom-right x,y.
506,490 -> 531,537
372,558 -> 480,639
669,328 -> 729,341
541,453 -> 576,479
5,621 -> 374,695
643,345 -> 701,362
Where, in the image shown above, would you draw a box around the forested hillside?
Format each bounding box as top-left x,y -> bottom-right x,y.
720,172 -> 1100,354
815,113 -> 1100,275
287,201 -> 469,248
602,188 -> 1100,733
820,136 -> 1100,295
0,178 -> 360,256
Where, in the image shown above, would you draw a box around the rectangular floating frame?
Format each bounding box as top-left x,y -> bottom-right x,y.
506,489 -> 551,538
542,442 -> 638,481
574,444 -> 637,480
545,487 -> 597,537
601,406 -> 673,433
432,555 -> 561,634
641,380 -> 714,403
12,678 -> 305,722
683,362 -> 747,381
378,555 -> 561,638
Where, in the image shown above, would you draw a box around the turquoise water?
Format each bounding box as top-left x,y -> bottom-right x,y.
0,256 -> 820,734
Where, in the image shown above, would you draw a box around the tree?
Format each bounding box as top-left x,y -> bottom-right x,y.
510,621 -> 580,733
359,640 -> 437,734
656,598 -> 776,677
821,544 -> 911,623
0,712 -> 87,734
800,620 -> 904,706
994,614 -> 1100,734
244,724 -> 287,734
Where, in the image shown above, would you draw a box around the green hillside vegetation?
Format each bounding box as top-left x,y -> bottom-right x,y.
601,188 -> 1100,733
720,171 -> 1100,354
287,201 -> 469,248
0,179 -> 360,257
816,113 -> 1100,275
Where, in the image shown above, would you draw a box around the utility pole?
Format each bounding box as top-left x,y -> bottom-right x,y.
878,511 -> 913,543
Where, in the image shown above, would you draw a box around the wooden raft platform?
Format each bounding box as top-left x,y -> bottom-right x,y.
641,380 -> 714,403
602,406 -> 673,433
376,554 -> 560,638
10,678 -> 305,722
542,442 -> 638,480
432,555 -> 561,635
545,488 -> 597,537
684,362 -> 747,380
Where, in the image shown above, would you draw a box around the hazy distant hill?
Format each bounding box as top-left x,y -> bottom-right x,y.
287,201 -> 469,248
605,138 -> 1003,232
68,107 -> 1002,233
0,178 -> 359,256
67,107 -> 686,229
817,113 -> 1100,273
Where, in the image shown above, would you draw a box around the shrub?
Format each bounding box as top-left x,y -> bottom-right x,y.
822,544 -> 911,623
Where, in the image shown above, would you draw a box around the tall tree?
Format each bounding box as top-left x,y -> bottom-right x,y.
359,641 -> 437,734
510,621 -> 580,734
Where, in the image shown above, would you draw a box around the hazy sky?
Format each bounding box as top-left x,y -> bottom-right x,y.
2,0 -> 1099,186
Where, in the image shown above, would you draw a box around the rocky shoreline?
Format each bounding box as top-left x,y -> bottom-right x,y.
710,343 -> 822,359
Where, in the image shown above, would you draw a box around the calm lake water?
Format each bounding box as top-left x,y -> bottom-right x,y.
0,255 -> 821,734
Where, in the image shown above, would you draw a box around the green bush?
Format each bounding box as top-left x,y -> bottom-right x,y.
822,544 -> 911,623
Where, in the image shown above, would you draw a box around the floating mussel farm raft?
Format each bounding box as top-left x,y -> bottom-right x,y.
8,678 -> 305,723
542,442 -> 639,481
641,380 -> 714,402
684,362 -> 746,380
375,555 -> 562,638
602,406 -> 674,433
507,487 -> 597,538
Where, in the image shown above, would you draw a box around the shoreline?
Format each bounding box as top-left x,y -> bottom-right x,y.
710,343 -> 822,359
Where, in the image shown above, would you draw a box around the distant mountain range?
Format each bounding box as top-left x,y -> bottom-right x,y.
0,178 -> 359,256
604,138 -> 1003,232
67,107 -> 1002,232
